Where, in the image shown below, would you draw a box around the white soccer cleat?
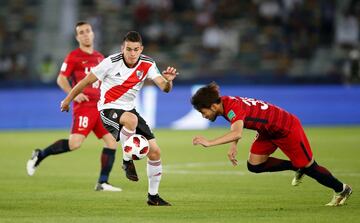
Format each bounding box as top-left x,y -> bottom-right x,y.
95,182 -> 122,192
325,184 -> 352,206
291,170 -> 305,186
26,149 -> 40,176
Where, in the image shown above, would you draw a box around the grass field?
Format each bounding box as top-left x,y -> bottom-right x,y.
0,127 -> 359,223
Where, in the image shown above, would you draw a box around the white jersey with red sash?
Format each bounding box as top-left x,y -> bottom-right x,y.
91,53 -> 161,111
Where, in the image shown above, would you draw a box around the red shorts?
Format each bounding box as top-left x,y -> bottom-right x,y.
250,118 -> 313,168
71,106 -> 109,139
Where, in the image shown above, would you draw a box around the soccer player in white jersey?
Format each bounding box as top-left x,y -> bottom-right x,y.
60,31 -> 177,206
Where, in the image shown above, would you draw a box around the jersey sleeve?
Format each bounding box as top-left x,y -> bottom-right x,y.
146,62 -> 162,80
59,53 -> 75,77
91,56 -> 112,81
224,97 -> 246,124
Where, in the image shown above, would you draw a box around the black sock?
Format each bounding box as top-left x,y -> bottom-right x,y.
98,148 -> 116,183
303,161 -> 344,192
37,139 -> 70,165
248,157 -> 298,173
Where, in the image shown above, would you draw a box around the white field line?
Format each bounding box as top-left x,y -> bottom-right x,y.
163,161 -> 360,177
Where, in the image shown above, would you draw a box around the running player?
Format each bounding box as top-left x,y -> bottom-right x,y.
191,82 -> 352,206
60,31 -> 177,206
26,21 -> 121,192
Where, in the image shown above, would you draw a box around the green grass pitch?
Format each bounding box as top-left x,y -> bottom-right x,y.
0,127 -> 359,222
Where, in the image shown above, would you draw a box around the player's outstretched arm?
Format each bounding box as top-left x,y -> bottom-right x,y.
60,72 -> 98,112
193,120 -> 243,147
153,66 -> 178,93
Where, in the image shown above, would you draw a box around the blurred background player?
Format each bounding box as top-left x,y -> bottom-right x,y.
26,21 -> 121,192
191,82 -> 352,206
60,31 -> 177,206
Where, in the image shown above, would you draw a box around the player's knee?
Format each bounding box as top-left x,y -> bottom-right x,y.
69,140 -> 82,150
247,161 -> 265,173
121,112 -> 138,130
147,145 -> 161,160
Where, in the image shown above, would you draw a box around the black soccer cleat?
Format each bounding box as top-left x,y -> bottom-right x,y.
147,193 -> 171,206
122,160 -> 139,181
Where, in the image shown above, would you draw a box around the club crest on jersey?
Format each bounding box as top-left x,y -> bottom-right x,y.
136,70 -> 144,79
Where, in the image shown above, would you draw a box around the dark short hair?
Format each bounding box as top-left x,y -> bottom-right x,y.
191,82 -> 221,111
75,21 -> 91,34
123,31 -> 142,44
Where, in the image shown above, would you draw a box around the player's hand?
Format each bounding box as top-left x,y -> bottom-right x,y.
74,93 -> 89,103
60,99 -> 70,112
162,66 -> 178,81
192,136 -> 211,147
227,146 -> 238,166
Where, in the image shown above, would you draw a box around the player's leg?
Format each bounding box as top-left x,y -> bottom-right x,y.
27,109 -> 91,176
118,111 -> 138,181
130,112 -> 170,206
302,160 -> 352,206
26,134 -> 84,176
93,113 -> 121,192
279,119 -> 352,205
146,139 -> 170,206
247,134 -> 297,173
100,109 -> 138,181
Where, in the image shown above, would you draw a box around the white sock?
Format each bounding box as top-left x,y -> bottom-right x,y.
147,159 -> 162,195
119,127 -> 135,161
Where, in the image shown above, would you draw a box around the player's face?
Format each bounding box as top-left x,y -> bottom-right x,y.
199,107 -> 218,122
122,41 -> 143,67
76,24 -> 94,47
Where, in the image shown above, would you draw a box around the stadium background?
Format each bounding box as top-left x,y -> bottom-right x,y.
0,0 -> 360,129
1,1 -> 360,222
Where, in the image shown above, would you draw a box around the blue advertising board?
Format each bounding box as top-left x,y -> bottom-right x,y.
0,85 -> 359,130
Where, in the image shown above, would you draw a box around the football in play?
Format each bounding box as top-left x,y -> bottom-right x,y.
123,134 -> 149,160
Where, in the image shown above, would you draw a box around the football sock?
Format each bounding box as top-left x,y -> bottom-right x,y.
303,161 -> 344,193
119,127 -> 135,161
147,159 -> 162,195
247,157 -> 297,173
37,139 -> 70,165
98,148 -> 116,183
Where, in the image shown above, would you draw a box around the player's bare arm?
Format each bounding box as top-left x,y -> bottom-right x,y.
57,74 -> 89,103
193,120 -> 243,147
228,140 -> 239,166
61,72 -> 98,112
153,66 -> 177,93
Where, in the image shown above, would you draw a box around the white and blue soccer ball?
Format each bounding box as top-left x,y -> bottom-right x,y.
123,134 -> 149,160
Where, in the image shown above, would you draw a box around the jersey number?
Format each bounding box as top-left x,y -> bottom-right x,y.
78,116 -> 89,128
240,97 -> 269,110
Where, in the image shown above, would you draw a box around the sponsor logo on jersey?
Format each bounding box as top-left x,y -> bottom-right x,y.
227,110 -> 236,121
82,60 -> 88,64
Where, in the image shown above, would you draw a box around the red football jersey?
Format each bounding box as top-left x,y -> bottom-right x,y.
221,96 -> 296,137
59,48 -> 104,112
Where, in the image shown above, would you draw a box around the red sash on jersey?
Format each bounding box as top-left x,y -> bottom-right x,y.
104,62 -> 152,104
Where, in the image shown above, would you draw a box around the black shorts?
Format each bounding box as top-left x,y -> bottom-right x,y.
100,108 -> 155,141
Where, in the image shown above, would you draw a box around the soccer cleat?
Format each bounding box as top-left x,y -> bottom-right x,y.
26,149 -> 41,176
122,160 -> 139,181
147,193 -> 171,206
325,184 -> 352,206
95,182 -> 122,192
291,169 -> 305,186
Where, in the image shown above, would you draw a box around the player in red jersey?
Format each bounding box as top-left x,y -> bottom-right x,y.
191,82 -> 352,206
26,21 -> 121,192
